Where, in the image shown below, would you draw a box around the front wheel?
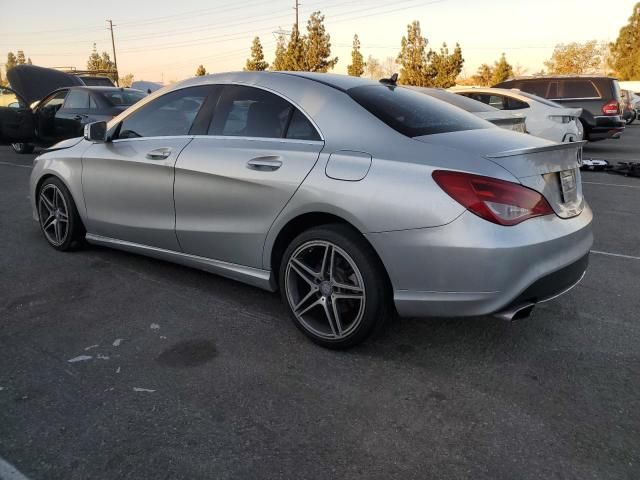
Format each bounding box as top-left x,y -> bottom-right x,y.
279,224 -> 391,349
11,143 -> 34,154
37,177 -> 85,251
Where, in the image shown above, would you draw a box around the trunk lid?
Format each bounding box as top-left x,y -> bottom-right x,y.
414,129 -> 585,218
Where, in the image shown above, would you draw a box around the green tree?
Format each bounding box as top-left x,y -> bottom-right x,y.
472,63 -> 494,86
347,34 -> 365,77
16,50 -> 26,65
304,11 -> 337,72
86,44 -> 117,82
6,52 -> 17,71
284,25 -> 306,71
427,42 -> 464,88
609,3 -> 640,80
544,41 -> 604,75
0,69 -> 4,87
271,34 -> 288,71
195,65 -> 207,76
491,53 -> 513,85
396,20 -> 430,85
245,36 -> 269,71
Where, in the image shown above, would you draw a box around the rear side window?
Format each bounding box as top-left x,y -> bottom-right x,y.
102,90 -> 146,106
118,86 -> 208,139
557,80 -> 600,99
348,85 -> 489,137
513,80 -> 549,97
209,85 -> 320,140
64,90 -> 89,109
421,89 -> 498,113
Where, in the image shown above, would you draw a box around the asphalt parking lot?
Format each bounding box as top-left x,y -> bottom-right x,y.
1,127 -> 639,480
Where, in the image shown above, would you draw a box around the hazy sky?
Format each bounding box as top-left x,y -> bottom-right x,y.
0,0 -> 637,82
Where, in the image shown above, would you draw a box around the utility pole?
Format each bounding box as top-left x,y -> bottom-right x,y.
107,19 -> 119,86
294,0 -> 300,31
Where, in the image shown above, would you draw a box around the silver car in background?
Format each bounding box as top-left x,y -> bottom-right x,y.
29,72 -> 593,348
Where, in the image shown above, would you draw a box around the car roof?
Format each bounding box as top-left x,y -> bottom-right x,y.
503,75 -> 618,81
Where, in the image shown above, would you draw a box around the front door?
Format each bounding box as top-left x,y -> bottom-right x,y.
34,90 -> 68,145
0,86 -> 34,144
81,85 -> 212,251
174,84 -> 324,268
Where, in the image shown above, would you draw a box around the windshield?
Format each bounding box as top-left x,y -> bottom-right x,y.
417,88 -> 497,113
348,85 -> 490,137
516,90 -> 564,108
101,90 -> 147,106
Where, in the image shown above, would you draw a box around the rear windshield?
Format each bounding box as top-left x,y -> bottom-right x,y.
348,85 -> 490,137
419,88 -> 497,113
101,90 -> 147,106
504,78 -> 610,100
516,91 -> 564,108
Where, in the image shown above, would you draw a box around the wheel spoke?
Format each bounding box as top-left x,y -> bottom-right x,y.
293,287 -> 318,312
322,301 -> 338,336
330,300 -> 343,335
54,218 -> 62,242
320,244 -> 332,279
333,293 -> 365,302
291,258 -> 319,286
42,215 -> 56,231
332,281 -> 363,293
58,210 -> 68,223
40,192 -> 54,213
297,297 -> 323,317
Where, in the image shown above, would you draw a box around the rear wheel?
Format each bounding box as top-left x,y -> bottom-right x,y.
11,143 -> 34,154
37,177 -> 85,251
279,224 -> 391,349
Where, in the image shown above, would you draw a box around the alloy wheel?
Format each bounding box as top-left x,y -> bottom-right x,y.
38,184 -> 69,246
285,240 -> 366,340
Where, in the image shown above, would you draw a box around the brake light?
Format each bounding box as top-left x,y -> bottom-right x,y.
432,170 -> 554,226
602,100 -> 619,115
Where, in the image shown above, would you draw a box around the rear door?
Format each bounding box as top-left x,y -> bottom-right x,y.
174,84 -> 324,268
82,85 -> 211,250
0,86 -> 34,144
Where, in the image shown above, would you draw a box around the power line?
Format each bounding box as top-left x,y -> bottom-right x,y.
107,20 -> 119,85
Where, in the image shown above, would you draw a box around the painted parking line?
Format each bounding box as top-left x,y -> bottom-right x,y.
0,456 -> 30,480
582,181 -> 640,189
0,161 -> 31,169
591,249 -> 640,261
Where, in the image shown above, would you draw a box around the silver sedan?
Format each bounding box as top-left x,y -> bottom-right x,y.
28,72 -> 593,348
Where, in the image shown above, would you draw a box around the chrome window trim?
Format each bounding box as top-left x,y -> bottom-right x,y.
111,135 -> 194,144
190,134 -> 324,146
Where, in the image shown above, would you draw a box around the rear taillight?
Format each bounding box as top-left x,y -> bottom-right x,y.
432,170 -> 554,226
602,100 -> 619,115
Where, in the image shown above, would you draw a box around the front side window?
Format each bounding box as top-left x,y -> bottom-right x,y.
118,86 -> 208,139
208,85 -> 320,140
63,90 -> 89,109
349,85 -> 489,137
41,90 -> 68,111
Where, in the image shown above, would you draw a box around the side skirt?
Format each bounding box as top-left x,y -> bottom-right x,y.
85,233 -> 275,292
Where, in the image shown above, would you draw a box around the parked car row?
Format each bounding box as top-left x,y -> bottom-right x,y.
0,65 -> 146,153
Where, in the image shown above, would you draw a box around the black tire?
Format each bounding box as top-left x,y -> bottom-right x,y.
11,143 -> 35,154
627,114 -> 635,125
279,223 -> 391,349
37,177 -> 85,251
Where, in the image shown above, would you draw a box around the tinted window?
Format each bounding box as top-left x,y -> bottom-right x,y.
420,88 -> 497,113
89,95 -> 98,110
511,80 -> 548,97
63,90 -> 89,109
118,86 -> 208,139
102,90 -> 146,106
504,96 -> 529,110
41,90 -> 68,111
286,109 -> 321,140
517,91 -> 564,108
209,85 -> 292,138
348,85 -> 489,137
557,80 -> 600,99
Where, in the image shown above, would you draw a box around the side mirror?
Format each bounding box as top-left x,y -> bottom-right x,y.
84,121 -> 107,142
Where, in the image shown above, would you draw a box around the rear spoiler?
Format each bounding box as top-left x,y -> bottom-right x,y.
485,141 -> 586,159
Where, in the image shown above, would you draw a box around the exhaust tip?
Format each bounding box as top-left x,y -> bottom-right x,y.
493,302 -> 535,321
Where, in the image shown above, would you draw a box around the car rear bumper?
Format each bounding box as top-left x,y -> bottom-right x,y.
584,115 -> 625,140
366,206 -> 593,318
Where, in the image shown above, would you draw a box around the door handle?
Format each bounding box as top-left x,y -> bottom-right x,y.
246,156 -> 282,171
146,147 -> 172,160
